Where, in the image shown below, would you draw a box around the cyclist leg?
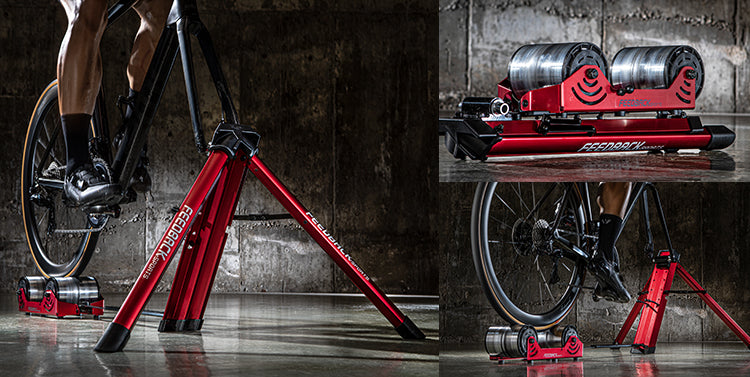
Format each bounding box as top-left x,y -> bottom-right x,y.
591,182 -> 632,303
117,0 -> 171,193
58,0 -> 121,206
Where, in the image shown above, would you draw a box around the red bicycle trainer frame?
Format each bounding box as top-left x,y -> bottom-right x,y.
489,335 -> 583,364
440,66 -> 735,159
17,288 -> 104,318
614,251 -> 750,353
94,127 -> 424,352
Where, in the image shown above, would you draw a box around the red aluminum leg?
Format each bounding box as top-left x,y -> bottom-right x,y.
676,264 -> 750,349
247,155 -> 425,339
614,280 -> 650,345
184,156 -> 246,326
614,251 -> 750,353
630,260 -> 676,354
94,151 -> 229,352
159,156 -> 246,332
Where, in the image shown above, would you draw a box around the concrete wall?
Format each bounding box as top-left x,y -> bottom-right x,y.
439,182 -> 750,343
0,0 -> 439,294
440,0 -> 750,113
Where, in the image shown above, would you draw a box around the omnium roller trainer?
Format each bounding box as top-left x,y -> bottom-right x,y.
17,276 -> 104,318
439,43 -> 736,159
485,325 -> 582,364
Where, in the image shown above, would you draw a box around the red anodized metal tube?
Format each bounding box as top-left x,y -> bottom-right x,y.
107,151 -> 228,331
246,155 -> 407,327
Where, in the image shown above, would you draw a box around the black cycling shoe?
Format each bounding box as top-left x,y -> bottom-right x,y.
589,254 -> 631,303
64,164 -> 122,207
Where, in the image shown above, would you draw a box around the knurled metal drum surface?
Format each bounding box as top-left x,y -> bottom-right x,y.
485,325 -> 538,358
46,276 -> 100,304
508,42 -> 608,98
610,46 -> 704,97
17,276 -> 47,302
561,325 -> 578,345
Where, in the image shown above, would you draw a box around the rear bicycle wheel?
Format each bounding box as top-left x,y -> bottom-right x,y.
472,182 -> 590,329
21,81 -> 106,277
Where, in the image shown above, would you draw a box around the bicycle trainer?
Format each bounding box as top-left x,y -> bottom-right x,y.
609,250 -> 750,354
17,276 -> 104,319
90,122 -> 424,352
439,43 -> 735,159
485,325 -> 582,364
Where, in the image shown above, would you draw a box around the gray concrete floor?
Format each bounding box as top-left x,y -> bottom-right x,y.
440,342 -> 750,376
439,115 -> 750,182
1,293 -> 437,376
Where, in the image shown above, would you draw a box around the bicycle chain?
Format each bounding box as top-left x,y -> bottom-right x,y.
53,217 -> 109,234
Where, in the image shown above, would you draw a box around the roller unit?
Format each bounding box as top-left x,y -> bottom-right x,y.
485,325 -> 582,364
440,43 -> 735,159
17,276 -> 104,318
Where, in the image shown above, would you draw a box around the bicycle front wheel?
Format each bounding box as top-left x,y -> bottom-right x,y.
21,81 -> 104,277
472,182 -> 590,329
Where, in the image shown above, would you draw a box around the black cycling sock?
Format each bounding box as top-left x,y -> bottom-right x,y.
124,88 -> 138,121
61,113 -> 93,175
123,88 -> 148,155
597,214 -> 623,264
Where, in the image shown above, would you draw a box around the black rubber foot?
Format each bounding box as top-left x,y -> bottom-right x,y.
158,319 -> 178,332
395,316 -> 425,339
159,318 -> 204,332
704,125 -> 736,150
631,346 -> 655,354
94,322 -> 131,353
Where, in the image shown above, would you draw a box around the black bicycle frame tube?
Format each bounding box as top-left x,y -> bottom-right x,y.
112,24 -> 180,187
174,0 -> 239,152
616,182 -> 675,257
103,0 -> 240,189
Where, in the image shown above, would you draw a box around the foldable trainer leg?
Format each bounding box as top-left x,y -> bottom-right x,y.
95,122 -> 423,353
613,250 -> 750,354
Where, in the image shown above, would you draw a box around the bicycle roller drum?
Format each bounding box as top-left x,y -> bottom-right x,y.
508,42 -> 608,98
610,46 -> 704,97
536,325 -> 578,349
485,325 -> 538,358
45,276 -> 101,304
17,276 -> 47,302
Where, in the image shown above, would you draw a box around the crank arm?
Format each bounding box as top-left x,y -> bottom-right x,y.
552,229 -> 590,261
37,178 -> 64,191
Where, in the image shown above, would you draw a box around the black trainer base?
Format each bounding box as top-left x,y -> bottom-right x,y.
94,322 -> 131,353
159,318 -> 204,332
395,316 -> 425,339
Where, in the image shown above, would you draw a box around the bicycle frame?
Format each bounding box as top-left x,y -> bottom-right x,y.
95,0 -> 236,192
551,182 -> 674,264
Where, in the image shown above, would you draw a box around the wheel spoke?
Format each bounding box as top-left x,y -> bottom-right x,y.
535,256 -> 555,301
488,215 -> 513,230
511,183 -> 531,214
493,192 -> 517,216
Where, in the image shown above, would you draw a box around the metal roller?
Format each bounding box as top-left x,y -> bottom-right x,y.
610,46 -> 704,97
485,325 -> 538,358
536,325 -> 578,348
45,276 -> 101,304
17,276 -> 48,302
508,42 -> 608,98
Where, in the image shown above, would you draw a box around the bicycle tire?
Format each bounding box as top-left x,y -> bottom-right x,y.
21,81 -> 104,277
471,182 -> 590,329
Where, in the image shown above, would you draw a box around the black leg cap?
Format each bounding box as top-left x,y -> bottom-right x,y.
94,322 -> 131,353
395,316 -> 425,339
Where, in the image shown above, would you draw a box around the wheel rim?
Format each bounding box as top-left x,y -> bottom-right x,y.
21,83 -> 97,277
476,182 -> 588,328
